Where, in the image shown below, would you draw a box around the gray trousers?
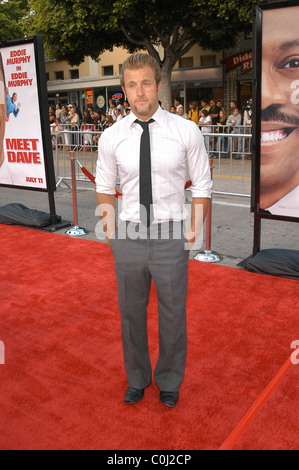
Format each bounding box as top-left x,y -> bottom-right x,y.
110,221 -> 189,392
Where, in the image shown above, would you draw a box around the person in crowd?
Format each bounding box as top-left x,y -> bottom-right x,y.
170,106 -> 176,114
115,100 -> 125,116
216,109 -> 228,158
123,100 -> 130,114
107,100 -> 117,121
126,107 -> 131,115
83,109 -> 93,148
178,106 -> 188,119
100,113 -> 109,130
216,99 -> 223,110
107,115 -> 114,127
243,98 -> 253,128
208,99 -> 221,126
65,105 -> 80,149
55,103 -> 62,119
174,98 -> 183,113
227,107 -> 242,159
96,52 -> 212,408
230,100 -> 238,112
49,109 -> 56,125
60,107 -> 69,124
88,106 -> 95,120
51,117 -> 63,149
115,106 -> 124,122
199,109 -> 212,150
71,102 -> 82,122
200,99 -> 210,113
93,108 -> 102,127
91,109 -> 105,146
188,101 -> 199,124
60,107 -> 71,149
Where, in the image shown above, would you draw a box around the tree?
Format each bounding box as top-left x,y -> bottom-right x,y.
27,0 -> 254,110
0,0 -> 29,42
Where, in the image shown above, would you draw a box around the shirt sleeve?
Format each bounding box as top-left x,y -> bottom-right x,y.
95,129 -> 117,195
186,122 -> 213,199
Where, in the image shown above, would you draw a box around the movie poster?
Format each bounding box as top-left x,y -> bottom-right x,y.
259,3 -> 299,219
0,39 -> 51,190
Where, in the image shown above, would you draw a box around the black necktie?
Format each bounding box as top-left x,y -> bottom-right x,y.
135,118 -> 154,226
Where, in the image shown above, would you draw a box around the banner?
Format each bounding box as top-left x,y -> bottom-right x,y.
223,50 -> 252,74
0,37 -> 55,191
253,1 -> 299,222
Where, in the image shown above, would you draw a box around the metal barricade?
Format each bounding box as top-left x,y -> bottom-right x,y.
53,126 -> 103,187
198,125 -> 252,197
53,125 -> 252,197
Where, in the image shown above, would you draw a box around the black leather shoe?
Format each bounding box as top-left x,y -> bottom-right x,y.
124,387 -> 144,404
159,391 -> 179,408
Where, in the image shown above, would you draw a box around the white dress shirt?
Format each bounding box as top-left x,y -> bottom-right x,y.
96,106 -> 212,223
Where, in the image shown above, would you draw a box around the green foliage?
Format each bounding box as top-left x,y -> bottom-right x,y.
27,0 -> 254,66
0,0 -> 29,42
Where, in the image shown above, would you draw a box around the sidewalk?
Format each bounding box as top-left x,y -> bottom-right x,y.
1,183 -> 298,269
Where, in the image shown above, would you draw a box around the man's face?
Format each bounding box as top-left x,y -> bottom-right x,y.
261,7 -> 299,201
122,65 -> 161,121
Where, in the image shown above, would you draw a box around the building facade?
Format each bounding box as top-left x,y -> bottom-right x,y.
46,33 -> 252,115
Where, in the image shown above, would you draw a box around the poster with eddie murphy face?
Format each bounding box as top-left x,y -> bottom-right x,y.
260,3 -> 299,219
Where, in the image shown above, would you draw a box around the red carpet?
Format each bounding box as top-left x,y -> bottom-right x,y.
0,224 -> 298,450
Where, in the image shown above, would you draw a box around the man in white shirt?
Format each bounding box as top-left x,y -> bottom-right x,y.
96,53 -> 212,408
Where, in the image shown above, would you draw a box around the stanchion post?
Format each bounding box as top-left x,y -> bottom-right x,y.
194,159 -> 220,263
65,151 -> 88,237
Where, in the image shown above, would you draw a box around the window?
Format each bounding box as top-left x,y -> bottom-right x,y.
179,57 -> 194,68
70,69 -> 79,79
103,65 -> 114,76
55,71 -> 64,80
200,55 -> 217,67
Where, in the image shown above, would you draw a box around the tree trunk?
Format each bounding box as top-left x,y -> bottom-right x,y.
158,60 -> 173,112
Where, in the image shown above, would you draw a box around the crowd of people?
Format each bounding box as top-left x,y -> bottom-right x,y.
49,99 -> 132,150
49,96 -> 252,157
171,97 -> 253,158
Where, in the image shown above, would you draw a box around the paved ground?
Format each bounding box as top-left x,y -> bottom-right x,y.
1,177 -> 298,269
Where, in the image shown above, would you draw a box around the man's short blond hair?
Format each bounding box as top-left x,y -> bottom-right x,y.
121,53 -> 161,88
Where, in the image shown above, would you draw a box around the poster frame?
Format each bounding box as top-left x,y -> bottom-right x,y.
252,1 -> 299,254
0,35 -> 56,194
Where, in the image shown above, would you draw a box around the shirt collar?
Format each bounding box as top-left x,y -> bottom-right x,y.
128,105 -> 165,128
